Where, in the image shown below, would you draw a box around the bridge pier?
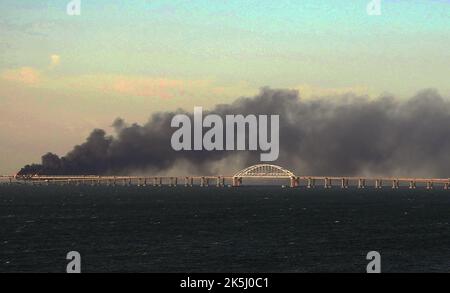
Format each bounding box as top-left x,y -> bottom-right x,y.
427,181 -> 433,190
232,177 -> 242,187
375,179 -> 382,189
307,178 -> 315,189
201,177 -> 210,187
358,179 -> 365,189
409,181 -> 416,189
290,176 -> 300,188
445,183 -> 449,190
324,178 -> 332,189
341,178 -> 349,189
392,180 -> 399,189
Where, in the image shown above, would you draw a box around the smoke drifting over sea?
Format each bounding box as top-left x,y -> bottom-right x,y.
19,88 -> 450,177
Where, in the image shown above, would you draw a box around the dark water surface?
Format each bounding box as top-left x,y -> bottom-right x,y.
1,185 -> 450,272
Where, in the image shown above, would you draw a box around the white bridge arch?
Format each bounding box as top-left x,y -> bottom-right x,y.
233,164 -> 296,179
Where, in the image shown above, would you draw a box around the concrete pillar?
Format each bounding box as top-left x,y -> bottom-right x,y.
409,181 -> 416,189
216,177 -> 221,187
358,179 -> 365,189
375,179 -> 382,189
324,178 -> 331,189
307,178 -> 315,189
341,178 -> 349,189
392,180 -> 399,189
444,182 -> 449,190
201,177 -> 206,187
427,181 -> 433,190
290,176 -> 299,188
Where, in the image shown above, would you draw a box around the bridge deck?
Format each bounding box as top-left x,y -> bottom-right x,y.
2,174 -> 449,189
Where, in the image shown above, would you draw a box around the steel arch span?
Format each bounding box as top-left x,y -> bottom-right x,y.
233,164 -> 296,178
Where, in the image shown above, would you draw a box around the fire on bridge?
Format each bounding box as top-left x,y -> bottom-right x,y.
2,164 -> 450,190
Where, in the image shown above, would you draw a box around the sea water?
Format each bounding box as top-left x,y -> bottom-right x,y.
1,185 -> 450,272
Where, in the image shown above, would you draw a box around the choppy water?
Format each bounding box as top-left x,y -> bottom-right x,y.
1,184 -> 450,272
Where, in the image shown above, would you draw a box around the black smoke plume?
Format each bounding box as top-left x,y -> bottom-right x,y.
18,87 -> 450,177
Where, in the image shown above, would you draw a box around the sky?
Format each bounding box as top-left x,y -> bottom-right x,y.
0,0 -> 450,174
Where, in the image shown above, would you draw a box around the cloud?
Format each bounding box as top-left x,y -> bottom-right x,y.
1,67 -> 41,84
0,66 -> 256,103
2,64 -> 374,103
50,54 -> 60,68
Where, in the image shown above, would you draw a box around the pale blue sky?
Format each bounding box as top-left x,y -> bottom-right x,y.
1,0 -> 450,90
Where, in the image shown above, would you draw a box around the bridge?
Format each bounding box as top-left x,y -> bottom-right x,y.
2,164 -> 450,189
231,164 -> 295,186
